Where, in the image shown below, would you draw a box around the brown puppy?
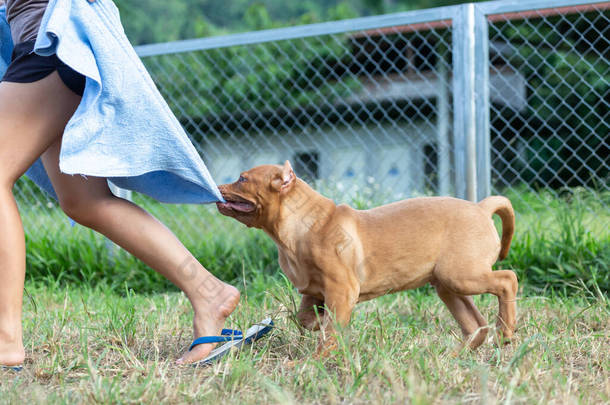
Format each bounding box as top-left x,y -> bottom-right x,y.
217,161 -> 517,354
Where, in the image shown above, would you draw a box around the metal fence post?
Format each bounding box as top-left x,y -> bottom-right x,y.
452,3 -> 478,202
436,32 -> 451,196
474,4 -> 491,201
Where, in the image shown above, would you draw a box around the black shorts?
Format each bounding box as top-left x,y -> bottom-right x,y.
1,39 -> 86,97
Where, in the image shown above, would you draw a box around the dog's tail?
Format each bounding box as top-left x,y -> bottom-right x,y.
478,196 -> 515,261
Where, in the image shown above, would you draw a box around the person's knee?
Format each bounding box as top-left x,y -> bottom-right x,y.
0,169 -> 21,192
0,179 -> 13,195
58,194 -> 105,228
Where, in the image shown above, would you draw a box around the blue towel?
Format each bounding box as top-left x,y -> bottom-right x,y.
0,0 -> 224,205
0,6 -> 11,75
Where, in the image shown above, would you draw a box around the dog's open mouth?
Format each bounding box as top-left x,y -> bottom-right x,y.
216,198 -> 256,213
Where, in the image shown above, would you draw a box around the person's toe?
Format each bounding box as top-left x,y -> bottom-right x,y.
176,343 -> 215,365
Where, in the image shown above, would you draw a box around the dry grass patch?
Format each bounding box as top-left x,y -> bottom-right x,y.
0,281 -> 608,404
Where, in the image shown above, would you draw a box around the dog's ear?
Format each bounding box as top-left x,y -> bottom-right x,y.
272,160 -> 296,192
280,160 -> 296,193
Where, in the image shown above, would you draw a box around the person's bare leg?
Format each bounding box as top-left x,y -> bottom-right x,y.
40,123 -> 239,365
0,73 -> 83,366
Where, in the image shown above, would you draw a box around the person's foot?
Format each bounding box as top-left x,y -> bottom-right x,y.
176,283 -> 240,365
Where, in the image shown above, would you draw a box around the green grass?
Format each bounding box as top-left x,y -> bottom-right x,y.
1,280 -> 608,404
499,188 -> 609,295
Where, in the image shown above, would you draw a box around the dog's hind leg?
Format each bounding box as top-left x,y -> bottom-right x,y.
439,269 -> 518,344
434,283 -> 489,350
486,270 -> 518,344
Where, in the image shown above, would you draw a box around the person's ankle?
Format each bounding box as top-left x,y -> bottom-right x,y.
0,322 -> 21,343
188,279 -> 239,311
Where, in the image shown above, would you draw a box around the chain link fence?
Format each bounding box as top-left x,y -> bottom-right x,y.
14,0 -> 609,257
143,21 -> 456,201
487,4 -> 608,197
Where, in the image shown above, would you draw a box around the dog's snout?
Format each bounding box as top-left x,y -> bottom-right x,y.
218,184 -> 229,194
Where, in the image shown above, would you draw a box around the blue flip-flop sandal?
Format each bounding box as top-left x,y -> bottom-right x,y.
1,365 -> 23,372
189,318 -> 274,367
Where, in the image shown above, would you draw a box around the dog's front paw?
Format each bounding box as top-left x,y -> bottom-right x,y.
297,311 -> 323,331
282,358 -> 302,369
314,337 -> 339,359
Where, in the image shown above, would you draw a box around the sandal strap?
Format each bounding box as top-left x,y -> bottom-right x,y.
221,328 -> 243,336
189,329 -> 243,351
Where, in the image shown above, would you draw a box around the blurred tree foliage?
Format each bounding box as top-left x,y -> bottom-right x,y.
142,22 -> 361,142
113,0 -> 486,45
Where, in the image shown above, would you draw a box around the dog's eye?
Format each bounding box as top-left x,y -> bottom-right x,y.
238,176 -> 247,183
